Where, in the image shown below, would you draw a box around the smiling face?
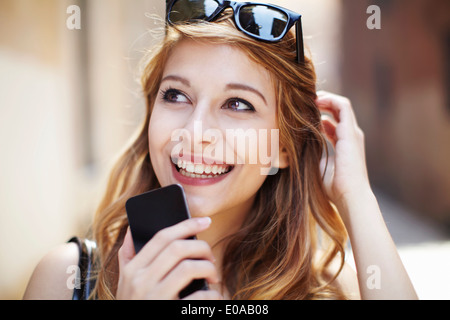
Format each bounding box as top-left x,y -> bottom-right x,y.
148,39 -> 287,220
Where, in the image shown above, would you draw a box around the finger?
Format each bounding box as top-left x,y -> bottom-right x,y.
183,289 -> 224,300
316,97 -> 343,124
129,217 -> 212,269
118,227 -> 136,269
317,104 -> 340,123
316,92 -> 357,126
316,91 -> 340,121
143,239 -> 215,282
159,259 -> 220,299
321,115 -> 338,147
317,95 -> 363,145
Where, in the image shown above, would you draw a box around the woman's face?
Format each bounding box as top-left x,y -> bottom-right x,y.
148,39 -> 284,219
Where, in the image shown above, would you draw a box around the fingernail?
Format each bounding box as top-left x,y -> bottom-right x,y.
196,217 -> 211,226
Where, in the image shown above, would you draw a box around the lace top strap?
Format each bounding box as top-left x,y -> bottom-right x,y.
68,237 -> 97,300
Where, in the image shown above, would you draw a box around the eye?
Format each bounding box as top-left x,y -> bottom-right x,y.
222,98 -> 255,112
161,88 -> 190,104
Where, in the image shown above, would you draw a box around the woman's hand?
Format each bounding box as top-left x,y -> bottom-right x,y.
116,217 -> 223,300
316,91 -> 371,210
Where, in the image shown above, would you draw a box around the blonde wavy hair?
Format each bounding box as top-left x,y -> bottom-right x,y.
89,13 -> 348,300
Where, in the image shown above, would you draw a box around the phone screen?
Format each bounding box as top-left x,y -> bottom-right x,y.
125,184 -> 209,298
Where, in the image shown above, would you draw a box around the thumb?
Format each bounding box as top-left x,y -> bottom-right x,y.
118,227 -> 135,268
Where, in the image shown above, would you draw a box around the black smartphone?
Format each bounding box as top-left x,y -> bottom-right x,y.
125,184 -> 209,298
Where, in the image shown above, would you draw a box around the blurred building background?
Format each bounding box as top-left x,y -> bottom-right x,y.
0,0 -> 449,299
342,0 -> 450,228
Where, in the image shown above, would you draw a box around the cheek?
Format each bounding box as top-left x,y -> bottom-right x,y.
148,108 -> 175,168
225,125 -> 280,170
148,112 -> 164,153
148,105 -> 179,148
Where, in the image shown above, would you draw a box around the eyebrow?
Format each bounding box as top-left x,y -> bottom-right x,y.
161,75 -> 191,87
226,83 -> 267,105
161,75 -> 267,105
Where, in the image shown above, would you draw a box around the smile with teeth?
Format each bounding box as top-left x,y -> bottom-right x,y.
175,159 -> 233,178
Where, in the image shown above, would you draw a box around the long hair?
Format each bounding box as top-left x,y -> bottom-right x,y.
89,14 -> 348,300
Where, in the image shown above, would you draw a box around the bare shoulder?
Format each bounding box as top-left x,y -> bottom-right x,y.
23,242 -> 79,300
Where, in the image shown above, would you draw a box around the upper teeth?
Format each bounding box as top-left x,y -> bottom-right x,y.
176,159 -> 230,175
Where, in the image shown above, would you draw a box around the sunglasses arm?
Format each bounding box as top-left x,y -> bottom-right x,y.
296,17 -> 305,64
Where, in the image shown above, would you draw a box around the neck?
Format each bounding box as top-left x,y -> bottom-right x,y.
196,195 -> 255,279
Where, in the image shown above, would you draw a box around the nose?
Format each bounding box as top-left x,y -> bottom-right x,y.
178,101 -> 221,161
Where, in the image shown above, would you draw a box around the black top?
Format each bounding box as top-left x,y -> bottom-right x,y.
68,237 -> 97,300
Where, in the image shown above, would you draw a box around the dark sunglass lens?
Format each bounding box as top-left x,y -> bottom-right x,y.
169,0 -> 219,23
239,5 -> 288,40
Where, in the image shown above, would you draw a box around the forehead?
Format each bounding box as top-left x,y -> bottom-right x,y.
162,39 -> 275,96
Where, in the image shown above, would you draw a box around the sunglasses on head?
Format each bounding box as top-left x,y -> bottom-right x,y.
166,0 -> 305,64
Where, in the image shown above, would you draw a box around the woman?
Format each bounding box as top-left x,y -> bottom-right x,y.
23,0 -> 417,300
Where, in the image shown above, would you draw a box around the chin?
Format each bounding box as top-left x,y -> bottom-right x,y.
183,193 -> 220,218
